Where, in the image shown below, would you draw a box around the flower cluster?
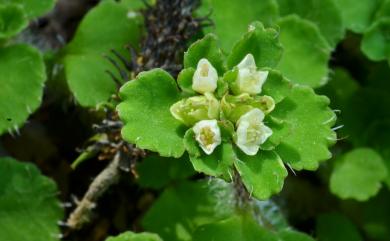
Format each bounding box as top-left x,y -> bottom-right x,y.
170,54 -> 275,156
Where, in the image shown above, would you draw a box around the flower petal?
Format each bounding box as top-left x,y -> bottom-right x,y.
193,120 -> 222,155
192,58 -> 218,94
235,108 -> 272,155
236,54 -> 269,95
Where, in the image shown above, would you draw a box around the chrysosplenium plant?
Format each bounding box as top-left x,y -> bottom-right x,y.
171,54 -> 274,156
118,22 -> 337,199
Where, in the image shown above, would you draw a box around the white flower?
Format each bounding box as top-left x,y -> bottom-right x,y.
193,120 -> 221,155
235,108 -> 272,156
236,54 -> 268,95
192,58 -> 218,94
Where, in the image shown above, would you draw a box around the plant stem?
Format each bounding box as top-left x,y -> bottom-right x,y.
66,151 -> 122,230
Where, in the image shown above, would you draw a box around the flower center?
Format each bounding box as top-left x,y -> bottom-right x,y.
200,63 -> 210,77
243,71 -> 258,86
199,126 -> 215,147
246,123 -> 262,144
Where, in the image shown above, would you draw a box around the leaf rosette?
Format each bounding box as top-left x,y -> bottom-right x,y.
117,22 -> 336,200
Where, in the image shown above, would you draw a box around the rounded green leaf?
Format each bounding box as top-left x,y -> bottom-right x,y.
362,120 -> 390,188
278,229 -> 315,241
118,69 -> 185,157
106,231 -> 163,241
65,1 -> 142,55
137,153 -> 195,189
332,0 -> 383,33
361,18 -> 390,61
197,0 -> 279,51
184,34 -> 226,75
142,180 -> 235,241
0,157 -> 63,241
192,215 -> 279,241
0,0 -> 55,19
64,54 -> 120,107
316,213 -> 363,241
184,129 -> 234,178
272,85 -> 336,171
234,150 -> 288,200
64,1 -> 142,107
330,148 -> 387,201
0,44 -> 46,135
119,0 -> 152,10
277,0 -> 345,47
0,4 -> 28,39
261,115 -> 288,151
177,67 -> 196,95
227,21 -> 283,69
262,69 -> 293,104
375,0 -> 390,19
276,15 -> 331,88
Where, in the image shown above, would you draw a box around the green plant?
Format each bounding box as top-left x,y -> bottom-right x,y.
0,0 -> 54,135
1,0 -> 390,241
117,26 -> 336,200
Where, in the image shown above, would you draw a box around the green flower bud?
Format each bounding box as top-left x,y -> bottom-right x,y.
255,95 -> 275,114
170,93 -> 220,126
221,93 -> 275,123
235,108 -> 272,156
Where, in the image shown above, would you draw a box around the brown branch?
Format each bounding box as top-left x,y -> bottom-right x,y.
66,151 -> 122,230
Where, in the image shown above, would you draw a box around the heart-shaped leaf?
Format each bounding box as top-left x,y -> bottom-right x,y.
118,69 -> 186,157
0,157 -> 63,241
